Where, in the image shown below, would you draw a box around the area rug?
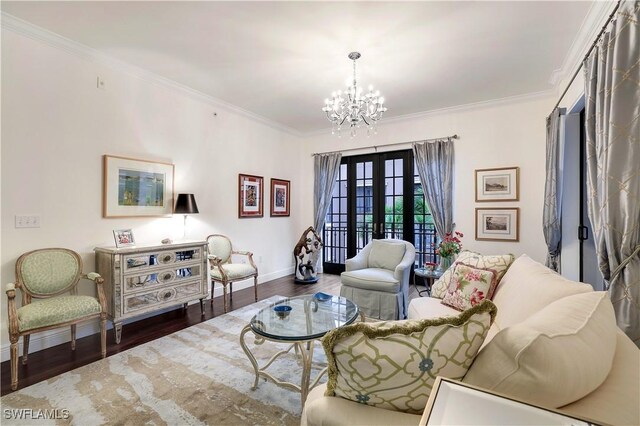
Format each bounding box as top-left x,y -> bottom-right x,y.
1,296 -> 328,425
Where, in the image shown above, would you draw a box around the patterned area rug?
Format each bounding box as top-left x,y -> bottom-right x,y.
1,296 -> 328,425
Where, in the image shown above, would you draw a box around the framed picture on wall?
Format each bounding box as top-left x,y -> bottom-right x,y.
103,155 -> 175,217
239,174 -> 264,218
475,167 -> 519,202
270,178 -> 290,217
113,229 -> 136,248
475,208 -> 519,241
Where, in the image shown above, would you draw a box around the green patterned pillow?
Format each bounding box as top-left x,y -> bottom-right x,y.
431,251 -> 515,299
322,300 -> 497,414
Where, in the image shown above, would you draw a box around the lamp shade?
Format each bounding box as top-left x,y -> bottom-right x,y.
174,193 -> 199,214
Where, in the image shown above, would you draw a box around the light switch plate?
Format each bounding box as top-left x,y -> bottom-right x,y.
15,215 -> 41,228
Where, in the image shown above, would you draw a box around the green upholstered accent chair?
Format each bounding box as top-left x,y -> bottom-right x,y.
5,248 -> 108,390
206,234 -> 258,313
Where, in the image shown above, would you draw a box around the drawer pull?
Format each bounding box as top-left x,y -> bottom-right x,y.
158,271 -> 176,284
159,252 -> 176,264
157,288 -> 176,302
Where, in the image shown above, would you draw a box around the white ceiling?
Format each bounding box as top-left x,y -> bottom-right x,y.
2,1 -> 593,133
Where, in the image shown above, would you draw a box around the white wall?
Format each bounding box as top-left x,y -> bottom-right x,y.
302,94 -> 555,263
0,28 -> 304,360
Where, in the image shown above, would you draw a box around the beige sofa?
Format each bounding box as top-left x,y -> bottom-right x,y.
302,255 -> 640,426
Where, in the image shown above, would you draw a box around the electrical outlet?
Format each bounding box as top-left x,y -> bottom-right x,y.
97,76 -> 105,90
15,215 -> 41,228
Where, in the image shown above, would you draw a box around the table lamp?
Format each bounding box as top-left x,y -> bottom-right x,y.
174,193 -> 199,238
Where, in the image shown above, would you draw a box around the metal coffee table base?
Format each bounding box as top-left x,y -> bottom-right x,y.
239,325 -> 326,407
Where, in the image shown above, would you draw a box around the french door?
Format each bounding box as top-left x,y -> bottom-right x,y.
323,150 -> 437,274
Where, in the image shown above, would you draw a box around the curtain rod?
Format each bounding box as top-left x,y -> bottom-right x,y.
312,134 -> 459,156
548,0 -> 621,118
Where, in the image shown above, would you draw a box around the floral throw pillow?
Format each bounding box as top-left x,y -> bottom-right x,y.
441,263 -> 498,311
431,251 -> 515,299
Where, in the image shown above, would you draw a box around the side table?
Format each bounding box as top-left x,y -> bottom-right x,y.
420,377 -> 598,425
414,268 -> 443,297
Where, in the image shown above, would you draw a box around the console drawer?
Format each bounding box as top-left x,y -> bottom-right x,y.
123,264 -> 201,294
123,281 -> 203,314
122,247 -> 203,272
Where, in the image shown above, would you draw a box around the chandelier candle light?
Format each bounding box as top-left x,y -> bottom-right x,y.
322,52 -> 387,137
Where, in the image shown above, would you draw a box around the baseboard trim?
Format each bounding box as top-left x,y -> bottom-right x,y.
0,267 -> 294,362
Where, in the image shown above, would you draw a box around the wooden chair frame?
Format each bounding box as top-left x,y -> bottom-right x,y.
206,234 -> 258,313
5,248 -> 108,390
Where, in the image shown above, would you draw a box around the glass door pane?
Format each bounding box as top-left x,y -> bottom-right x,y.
355,160 -> 374,252
383,158 -> 404,240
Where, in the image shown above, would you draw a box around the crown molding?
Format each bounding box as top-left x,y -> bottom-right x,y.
548,1 -> 617,86
304,89 -> 555,138
0,12 -> 303,137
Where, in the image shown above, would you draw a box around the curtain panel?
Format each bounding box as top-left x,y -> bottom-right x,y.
543,108 -> 563,272
412,140 -> 455,239
584,0 -> 640,345
313,153 -> 343,269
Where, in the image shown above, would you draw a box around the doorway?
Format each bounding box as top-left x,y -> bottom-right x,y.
322,150 -> 437,274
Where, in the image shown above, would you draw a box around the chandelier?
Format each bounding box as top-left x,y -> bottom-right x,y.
322,52 -> 387,137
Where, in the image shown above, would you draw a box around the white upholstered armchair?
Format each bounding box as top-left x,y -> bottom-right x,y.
340,239 -> 415,320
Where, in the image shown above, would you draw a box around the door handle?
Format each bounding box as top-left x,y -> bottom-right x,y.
373,223 -> 377,234
578,225 -> 589,241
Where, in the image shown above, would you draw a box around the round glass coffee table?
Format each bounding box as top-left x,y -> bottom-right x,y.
239,294 -> 361,406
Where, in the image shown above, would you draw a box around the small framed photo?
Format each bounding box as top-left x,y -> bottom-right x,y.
475,208 -> 519,242
270,178 -> 290,217
475,167 -> 519,202
239,174 -> 264,218
113,229 -> 136,248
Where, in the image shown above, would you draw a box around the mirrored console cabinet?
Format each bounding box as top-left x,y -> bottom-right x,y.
94,240 -> 209,343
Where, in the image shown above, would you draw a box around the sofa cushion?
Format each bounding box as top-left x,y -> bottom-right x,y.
431,251 -> 514,299
211,263 -> 256,280
341,268 -> 400,293
303,385 -> 420,426
491,255 -> 592,329
441,263 -> 498,311
559,330 -> 640,426
368,240 -> 406,271
408,297 -> 501,350
322,300 -> 497,414
408,297 -> 460,319
463,292 -> 617,408
17,295 -> 101,332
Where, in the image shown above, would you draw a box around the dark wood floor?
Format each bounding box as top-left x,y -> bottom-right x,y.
1,273 -> 425,396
